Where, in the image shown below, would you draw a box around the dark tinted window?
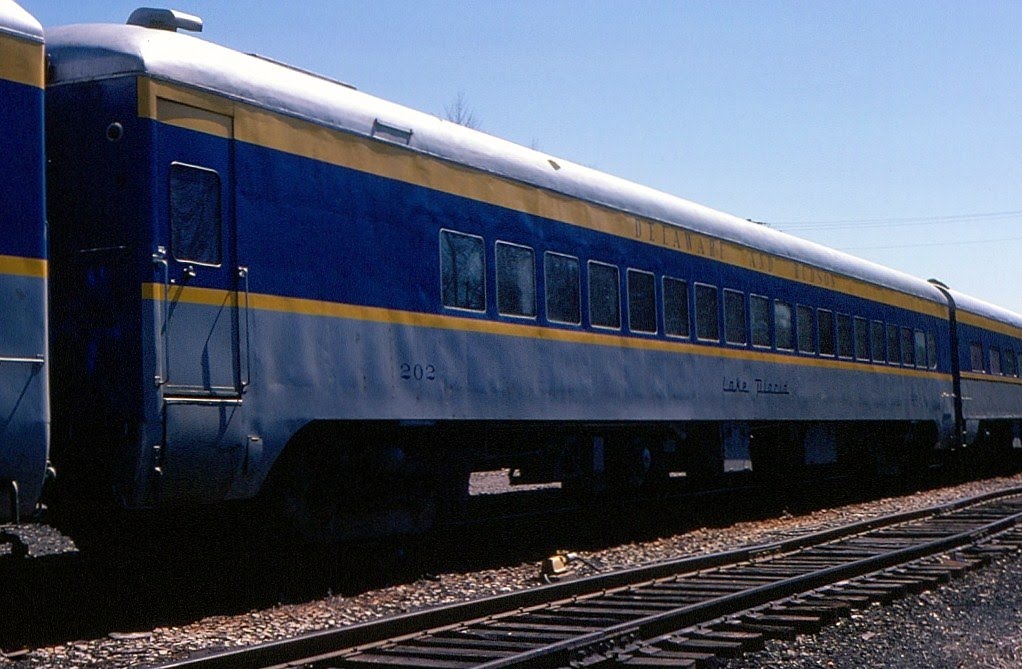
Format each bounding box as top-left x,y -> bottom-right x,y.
695,284 -> 719,341
971,343 -> 984,372
724,290 -> 746,345
818,309 -> 835,356
544,253 -> 580,325
887,324 -> 901,365
627,269 -> 657,334
836,314 -> 853,358
854,317 -> 869,360
901,327 -> 914,366
496,242 -> 535,317
588,262 -> 620,329
750,295 -> 770,347
170,163 -> 222,265
990,346 -> 1002,375
871,321 -> 886,362
927,332 -> 938,370
797,305 -> 814,354
663,277 -> 689,338
775,301 -> 793,350
913,330 -> 927,368
440,229 -> 485,311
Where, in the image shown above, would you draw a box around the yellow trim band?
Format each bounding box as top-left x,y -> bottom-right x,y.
961,371 -> 1022,387
0,32 -> 43,89
0,254 -> 46,279
957,310 -> 1022,340
143,282 -> 949,382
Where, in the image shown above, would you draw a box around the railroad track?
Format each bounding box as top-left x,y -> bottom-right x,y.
155,486 -> 1022,669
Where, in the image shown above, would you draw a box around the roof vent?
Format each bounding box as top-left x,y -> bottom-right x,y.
127,8 -> 203,32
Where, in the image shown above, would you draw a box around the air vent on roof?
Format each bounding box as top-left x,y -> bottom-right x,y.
372,120 -> 413,146
127,8 -> 203,32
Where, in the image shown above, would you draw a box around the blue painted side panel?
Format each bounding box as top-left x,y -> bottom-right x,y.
0,50 -> 47,521
47,79 -> 149,508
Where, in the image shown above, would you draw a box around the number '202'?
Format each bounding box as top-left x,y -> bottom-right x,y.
400,363 -> 436,381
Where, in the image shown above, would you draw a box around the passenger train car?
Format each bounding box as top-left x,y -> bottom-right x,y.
0,0 -> 48,524
5,5 -> 1022,541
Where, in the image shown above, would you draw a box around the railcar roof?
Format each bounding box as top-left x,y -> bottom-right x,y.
0,0 -> 42,42
44,21 -> 1018,325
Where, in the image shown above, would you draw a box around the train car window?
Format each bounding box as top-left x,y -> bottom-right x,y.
440,229 -> 486,311
1017,351 -> 1022,377
818,309 -> 835,356
871,321 -> 886,363
913,330 -> 927,368
1003,348 -> 1016,377
970,343 -> 984,372
695,284 -> 720,342
588,261 -> 620,329
886,324 -> 901,365
544,252 -> 581,325
775,300 -> 793,351
927,332 -> 938,370
627,269 -> 658,334
663,277 -> 690,338
797,305 -> 815,354
169,163 -> 222,266
724,290 -> 747,345
901,327 -> 915,366
496,242 -> 536,318
853,317 -> 869,360
990,346 -> 1002,375
750,294 -> 770,348
837,314 -> 853,358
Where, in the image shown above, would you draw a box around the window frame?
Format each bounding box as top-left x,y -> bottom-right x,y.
970,342 -> 984,372
587,260 -> 621,330
495,241 -> 536,319
871,320 -> 886,363
626,268 -> 658,335
439,228 -> 487,313
853,316 -> 869,361
836,313 -> 853,359
694,282 -> 720,343
797,304 -> 815,355
543,251 -> 582,326
750,294 -> 771,349
662,276 -> 690,339
990,345 -> 1002,375
169,162 -> 223,268
723,288 -> 747,346
774,299 -> 794,351
886,323 -> 901,366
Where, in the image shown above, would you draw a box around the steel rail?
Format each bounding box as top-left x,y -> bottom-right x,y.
151,485 -> 1022,669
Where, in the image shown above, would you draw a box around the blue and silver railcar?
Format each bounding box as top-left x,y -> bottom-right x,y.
42,11 -> 1021,539
0,0 -> 48,523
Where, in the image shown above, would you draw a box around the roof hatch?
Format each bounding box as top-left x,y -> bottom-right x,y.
126,7 -> 202,32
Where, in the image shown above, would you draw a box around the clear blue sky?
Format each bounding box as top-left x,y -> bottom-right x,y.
28,1 -> 1022,311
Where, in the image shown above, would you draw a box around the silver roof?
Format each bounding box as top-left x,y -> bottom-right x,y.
0,0 -> 42,42
45,21 -> 1022,327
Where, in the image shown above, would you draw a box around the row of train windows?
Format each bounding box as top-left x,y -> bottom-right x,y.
971,343 -> 1022,377
440,230 -> 938,369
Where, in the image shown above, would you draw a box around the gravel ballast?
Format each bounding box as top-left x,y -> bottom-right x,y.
3,474 -> 1022,667
722,550 -> 1022,669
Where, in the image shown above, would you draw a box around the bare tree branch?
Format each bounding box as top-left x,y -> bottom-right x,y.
443,92 -> 481,129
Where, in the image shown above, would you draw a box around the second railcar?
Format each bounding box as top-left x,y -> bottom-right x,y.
0,0 -> 48,523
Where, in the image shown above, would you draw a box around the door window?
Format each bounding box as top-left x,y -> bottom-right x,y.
169,163 -> 222,266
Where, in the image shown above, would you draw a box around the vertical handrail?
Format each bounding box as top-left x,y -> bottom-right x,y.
153,249 -> 170,387
238,266 -> 251,390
